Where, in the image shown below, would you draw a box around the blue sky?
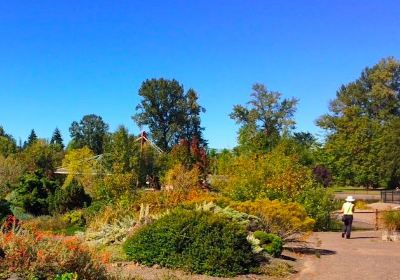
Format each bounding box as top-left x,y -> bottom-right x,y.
1,1 -> 399,149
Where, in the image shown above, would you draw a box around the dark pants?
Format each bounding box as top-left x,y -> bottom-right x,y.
342,215 -> 353,238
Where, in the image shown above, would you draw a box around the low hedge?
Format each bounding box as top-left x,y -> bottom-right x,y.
123,208 -> 257,276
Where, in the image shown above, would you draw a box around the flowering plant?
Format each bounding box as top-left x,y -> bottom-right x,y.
0,216 -> 108,279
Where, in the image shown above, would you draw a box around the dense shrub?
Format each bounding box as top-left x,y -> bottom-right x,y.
382,210 -> 400,231
124,208 -> 257,276
253,231 -> 283,257
0,199 -> 11,223
49,179 -> 92,214
11,171 -> 58,216
0,229 -> 108,280
212,149 -> 313,201
232,199 -> 315,240
164,163 -> 201,191
297,186 -> 336,231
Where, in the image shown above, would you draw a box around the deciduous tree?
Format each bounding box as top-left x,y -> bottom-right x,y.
317,57 -> 400,188
0,126 -> 17,157
69,114 -> 109,154
133,79 -> 206,151
230,83 -> 298,153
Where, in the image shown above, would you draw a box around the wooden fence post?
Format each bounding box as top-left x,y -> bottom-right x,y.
375,209 -> 379,231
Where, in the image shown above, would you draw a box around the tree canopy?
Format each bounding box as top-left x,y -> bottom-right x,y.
133,78 -> 205,151
317,57 -> 400,188
0,126 -> 17,157
230,83 -> 298,153
69,114 -> 109,154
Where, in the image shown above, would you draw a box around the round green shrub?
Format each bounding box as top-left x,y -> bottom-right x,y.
123,208 -> 257,276
253,231 -> 283,257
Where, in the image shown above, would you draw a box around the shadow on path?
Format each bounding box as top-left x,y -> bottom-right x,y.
280,254 -> 297,261
348,236 -> 378,239
285,247 -> 336,256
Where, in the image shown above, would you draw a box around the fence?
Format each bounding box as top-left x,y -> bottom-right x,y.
336,209 -> 400,231
381,190 -> 400,204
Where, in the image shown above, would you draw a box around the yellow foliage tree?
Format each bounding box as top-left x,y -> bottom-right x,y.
62,147 -> 98,196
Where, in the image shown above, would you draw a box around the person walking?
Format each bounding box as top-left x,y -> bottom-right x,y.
341,196 -> 355,239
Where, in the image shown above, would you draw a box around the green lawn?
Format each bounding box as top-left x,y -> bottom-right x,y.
331,186 -> 382,195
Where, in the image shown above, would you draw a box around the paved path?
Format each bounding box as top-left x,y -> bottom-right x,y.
293,231 -> 400,280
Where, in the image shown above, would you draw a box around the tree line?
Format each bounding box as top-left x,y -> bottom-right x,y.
1,57 -> 400,195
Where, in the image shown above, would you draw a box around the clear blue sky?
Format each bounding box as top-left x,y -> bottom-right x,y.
1,1 -> 399,149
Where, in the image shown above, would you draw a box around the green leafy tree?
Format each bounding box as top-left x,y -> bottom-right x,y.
133,78 -> 206,151
18,139 -> 63,179
293,132 -> 317,148
317,57 -> 400,188
69,114 -> 109,154
101,126 -> 139,198
103,126 -> 139,173
230,83 -> 298,153
378,118 -> 400,188
0,155 -> 25,198
50,128 -> 64,150
0,126 -> 17,157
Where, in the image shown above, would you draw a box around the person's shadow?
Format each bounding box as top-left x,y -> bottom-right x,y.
348,236 -> 378,239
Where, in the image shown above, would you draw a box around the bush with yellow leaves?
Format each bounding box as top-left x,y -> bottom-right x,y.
232,199 -> 315,240
212,151 -> 312,202
164,163 -> 201,192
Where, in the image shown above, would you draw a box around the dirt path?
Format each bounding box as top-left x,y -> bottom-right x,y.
293,231 -> 400,280
107,263 -> 280,280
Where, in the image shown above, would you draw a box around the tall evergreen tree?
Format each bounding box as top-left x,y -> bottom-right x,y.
184,89 -> 206,146
50,128 -> 64,149
26,129 -> 38,147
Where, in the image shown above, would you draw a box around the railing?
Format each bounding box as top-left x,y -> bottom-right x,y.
381,190 -> 400,204
335,209 -> 400,230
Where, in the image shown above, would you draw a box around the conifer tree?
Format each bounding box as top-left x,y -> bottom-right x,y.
50,128 -> 64,149
26,129 -> 38,147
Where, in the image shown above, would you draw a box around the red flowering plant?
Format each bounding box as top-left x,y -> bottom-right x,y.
0,216 -> 109,280
1,215 -> 20,233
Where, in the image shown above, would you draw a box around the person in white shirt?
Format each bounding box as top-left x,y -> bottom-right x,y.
341,196 -> 355,239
